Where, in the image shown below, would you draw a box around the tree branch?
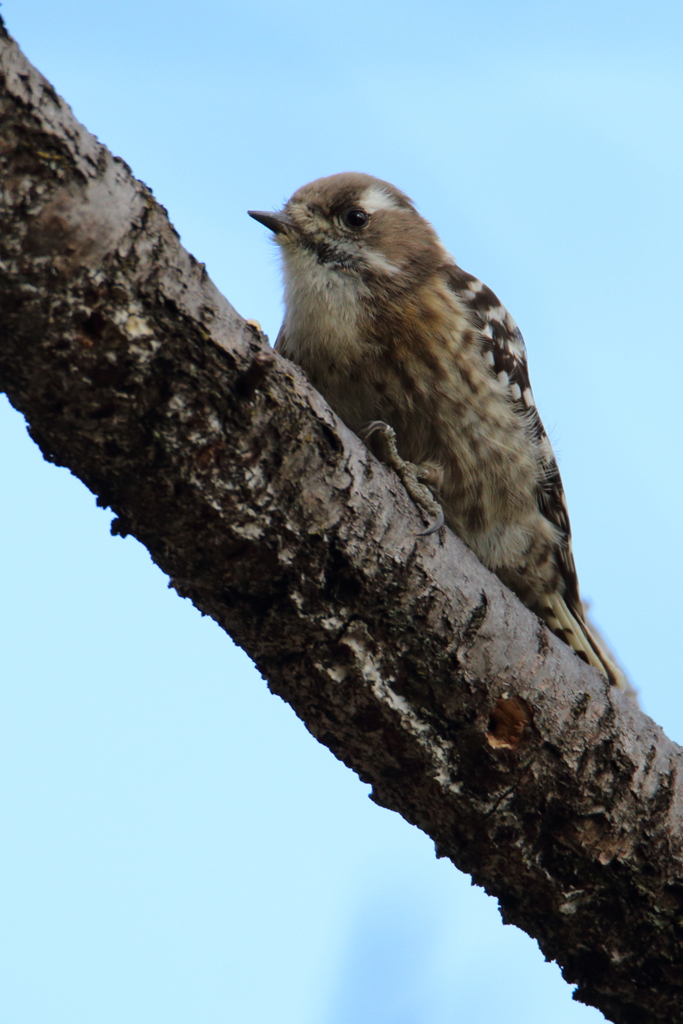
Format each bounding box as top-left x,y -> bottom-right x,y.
1,21 -> 680,1023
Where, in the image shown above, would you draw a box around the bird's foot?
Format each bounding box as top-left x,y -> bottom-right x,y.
358,421 -> 445,538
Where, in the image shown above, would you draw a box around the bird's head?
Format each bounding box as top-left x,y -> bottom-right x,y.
249,172 -> 446,293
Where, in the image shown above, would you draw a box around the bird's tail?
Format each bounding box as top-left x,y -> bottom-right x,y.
542,594 -> 635,698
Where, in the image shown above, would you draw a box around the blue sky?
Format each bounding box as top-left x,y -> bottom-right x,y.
2,2 -> 682,1021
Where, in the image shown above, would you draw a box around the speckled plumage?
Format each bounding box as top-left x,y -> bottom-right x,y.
249,172 -> 627,689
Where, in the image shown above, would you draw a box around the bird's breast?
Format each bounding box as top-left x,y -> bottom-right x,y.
278,262 -> 542,537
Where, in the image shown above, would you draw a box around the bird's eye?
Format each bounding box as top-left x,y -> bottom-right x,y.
344,208 -> 369,228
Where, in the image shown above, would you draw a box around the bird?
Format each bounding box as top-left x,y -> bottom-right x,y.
249,172 -> 628,690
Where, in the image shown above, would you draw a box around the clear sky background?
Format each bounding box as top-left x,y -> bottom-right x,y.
1,2 -> 682,1022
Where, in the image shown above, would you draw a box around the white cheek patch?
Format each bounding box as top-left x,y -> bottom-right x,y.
363,248 -> 401,275
360,185 -> 401,214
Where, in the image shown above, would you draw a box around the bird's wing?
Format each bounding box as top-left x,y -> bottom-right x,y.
444,265 -> 582,601
444,265 -> 629,687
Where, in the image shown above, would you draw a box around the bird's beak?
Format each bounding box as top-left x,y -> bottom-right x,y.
248,210 -> 295,235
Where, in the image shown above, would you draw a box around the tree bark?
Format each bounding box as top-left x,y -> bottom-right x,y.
1,20 -> 681,1023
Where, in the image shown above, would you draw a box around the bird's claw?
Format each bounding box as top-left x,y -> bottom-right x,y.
358,420 -> 445,539
416,508 -> 445,537
357,420 -> 389,442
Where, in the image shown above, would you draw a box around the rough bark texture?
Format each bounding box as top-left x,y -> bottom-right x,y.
1,21 -> 682,1023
